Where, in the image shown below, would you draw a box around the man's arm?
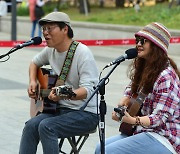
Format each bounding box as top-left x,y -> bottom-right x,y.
28,61 -> 39,99
48,87 -> 87,102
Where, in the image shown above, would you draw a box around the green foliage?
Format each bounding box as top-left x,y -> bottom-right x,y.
17,2 -> 180,29
17,1 -> 69,16
64,3 -> 180,29
17,5 -> 29,16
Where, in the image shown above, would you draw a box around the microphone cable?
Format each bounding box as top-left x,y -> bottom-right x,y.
0,47 -> 15,62
0,37 -> 42,63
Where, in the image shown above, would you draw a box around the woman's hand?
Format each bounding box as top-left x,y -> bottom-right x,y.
122,111 -> 135,124
112,111 -> 120,122
112,96 -> 131,122
118,96 -> 130,107
112,109 -> 135,125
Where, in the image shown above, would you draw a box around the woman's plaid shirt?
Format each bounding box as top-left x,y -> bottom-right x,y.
124,66 -> 180,153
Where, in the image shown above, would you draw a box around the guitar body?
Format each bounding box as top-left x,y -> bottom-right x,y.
119,93 -> 146,136
30,98 -> 43,118
30,68 -> 58,118
37,68 -> 48,89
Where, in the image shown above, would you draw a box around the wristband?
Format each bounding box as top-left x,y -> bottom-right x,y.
135,116 -> 141,126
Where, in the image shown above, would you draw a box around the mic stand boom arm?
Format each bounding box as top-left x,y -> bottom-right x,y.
80,59 -> 124,154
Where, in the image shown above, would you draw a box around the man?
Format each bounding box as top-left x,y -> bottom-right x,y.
28,0 -> 46,38
19,12 -> 99,154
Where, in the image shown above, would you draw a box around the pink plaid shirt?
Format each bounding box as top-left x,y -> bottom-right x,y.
124,66 -> 180,153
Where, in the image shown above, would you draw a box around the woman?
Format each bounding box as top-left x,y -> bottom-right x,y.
95,22 -> 180,154
28,0 -> 46,38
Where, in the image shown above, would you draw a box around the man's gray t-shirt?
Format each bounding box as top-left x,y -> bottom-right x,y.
32,42 -> 99,114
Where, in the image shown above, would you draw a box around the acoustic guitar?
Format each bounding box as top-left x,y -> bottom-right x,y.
117,93 -> 146,136
30,67 -> 76,118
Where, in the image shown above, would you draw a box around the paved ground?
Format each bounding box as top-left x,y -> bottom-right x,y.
0,28 -> 180,154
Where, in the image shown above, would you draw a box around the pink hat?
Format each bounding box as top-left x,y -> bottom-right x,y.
135,22 -> 171,54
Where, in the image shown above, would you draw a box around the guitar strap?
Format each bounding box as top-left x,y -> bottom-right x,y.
130,92 -> 147,112
136,92 -> 147,106
42,41 -> 79,114
56,41 -> 79,86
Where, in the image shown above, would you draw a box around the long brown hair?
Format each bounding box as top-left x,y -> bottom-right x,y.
128,42 -> 180,95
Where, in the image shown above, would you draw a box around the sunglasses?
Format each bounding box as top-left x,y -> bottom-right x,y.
135,37 -> 148,45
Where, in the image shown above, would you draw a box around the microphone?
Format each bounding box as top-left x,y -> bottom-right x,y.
105,48 -> 138,68
15,37 -> 42,49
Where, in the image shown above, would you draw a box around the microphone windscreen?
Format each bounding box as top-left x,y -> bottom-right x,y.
125,48 -> 138,59
31,37 -> 42,45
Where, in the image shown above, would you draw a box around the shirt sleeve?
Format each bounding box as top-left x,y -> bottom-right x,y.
148,71 -> 180,128
124,83 -> 133,97
32,47 -> 49,67
76,45 -> 99,100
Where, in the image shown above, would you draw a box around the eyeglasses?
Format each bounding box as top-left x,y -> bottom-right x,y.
41,25 -> 59,32
135,37 -> 148,45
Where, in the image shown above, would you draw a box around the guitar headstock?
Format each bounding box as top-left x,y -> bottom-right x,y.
55,85 -> 76,99
114,106 -> 127,120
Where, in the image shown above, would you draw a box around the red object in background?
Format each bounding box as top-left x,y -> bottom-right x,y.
0,37 -> 179,48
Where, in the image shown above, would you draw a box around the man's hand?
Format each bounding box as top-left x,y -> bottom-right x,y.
28,81 -> 38,99
48,88 -> 61,102
48,87 -> 72,101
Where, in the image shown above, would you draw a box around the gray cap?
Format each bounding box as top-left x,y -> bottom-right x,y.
39,12 -> 71,27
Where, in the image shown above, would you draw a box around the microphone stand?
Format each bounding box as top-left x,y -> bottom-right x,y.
0,47 -> 19,59
80,59 -> 124,154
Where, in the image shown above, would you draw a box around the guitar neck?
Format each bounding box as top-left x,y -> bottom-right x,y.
128,101 -> 141,117
128,92 -> 146,116
119,93 -> 146,136
40,89 -> 51,98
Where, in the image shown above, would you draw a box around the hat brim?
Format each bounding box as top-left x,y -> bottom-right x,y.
135,32 -> 167,54
39,19 -> 71,27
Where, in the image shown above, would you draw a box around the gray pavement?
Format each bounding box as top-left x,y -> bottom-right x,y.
0,22 -> 180,154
